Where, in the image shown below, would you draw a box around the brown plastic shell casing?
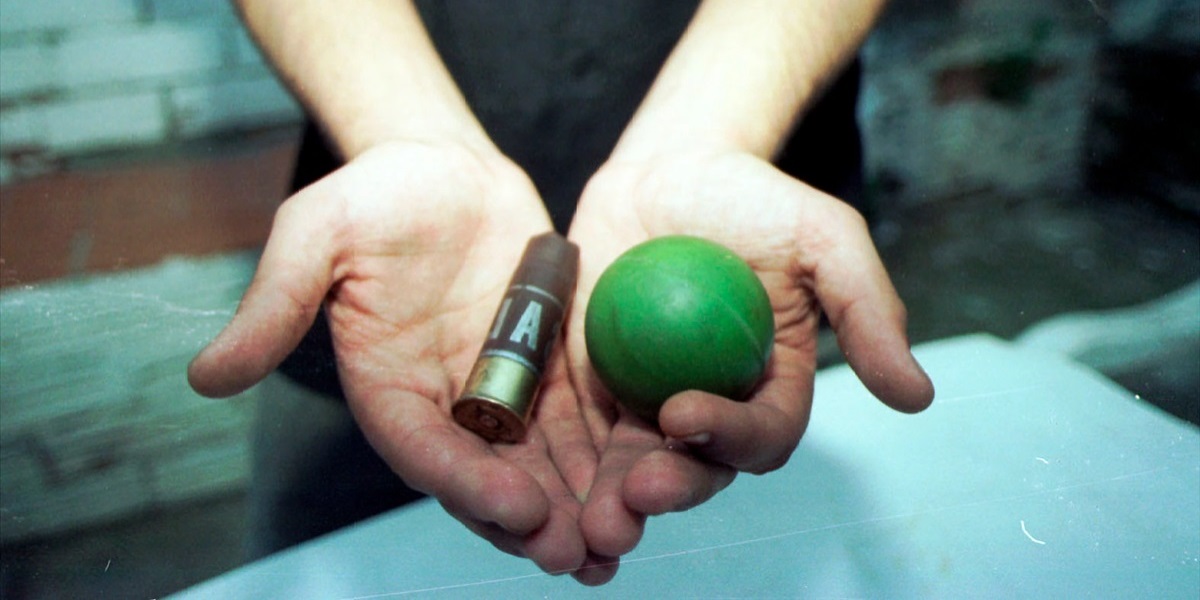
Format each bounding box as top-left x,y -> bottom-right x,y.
452,233 -> 579,443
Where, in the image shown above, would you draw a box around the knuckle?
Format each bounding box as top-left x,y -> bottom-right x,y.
739,410 -> 803,475
743,445 -> 795,475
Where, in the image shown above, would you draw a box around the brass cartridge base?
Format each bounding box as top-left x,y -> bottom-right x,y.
453,355 -> 539,443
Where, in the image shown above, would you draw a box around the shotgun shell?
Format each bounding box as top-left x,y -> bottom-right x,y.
452,232 -> 579,443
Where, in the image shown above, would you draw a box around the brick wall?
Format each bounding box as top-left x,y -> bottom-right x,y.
0,0 -> 299,543
860,0 -> 1108,206
859,0 -> 1198,209
0,253 -> 262,544
0,0 -> 302,183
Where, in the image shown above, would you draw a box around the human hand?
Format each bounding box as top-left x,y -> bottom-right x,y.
565,149 -> 935,558
187,141 -> 611,582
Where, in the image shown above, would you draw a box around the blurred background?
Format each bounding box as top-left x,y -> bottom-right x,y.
0,0 -> 1196,598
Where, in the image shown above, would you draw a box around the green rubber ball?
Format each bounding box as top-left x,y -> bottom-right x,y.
584,235 -> 774,423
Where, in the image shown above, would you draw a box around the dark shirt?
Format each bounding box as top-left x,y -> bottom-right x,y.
281,0 -> 864,398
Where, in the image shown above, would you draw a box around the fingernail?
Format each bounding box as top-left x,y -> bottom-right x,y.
681,432 -> 711,446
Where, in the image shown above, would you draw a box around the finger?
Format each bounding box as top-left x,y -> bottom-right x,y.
492,428 -> 589,575
657,345 -> 814,474
188,193 -> 338,397
450,514 -> 526,557
579,415 -> 657,557
571,552 -> 620,586
518,505 -> 588,575
572,347 -> 621,453
803,200 -> 934,413
535,352 -> 599,502
622,444 -> 737,516
562,230 -> 638,451
376,392 -> 589,576
352,388 -> 551,536
449,501 -> 587,576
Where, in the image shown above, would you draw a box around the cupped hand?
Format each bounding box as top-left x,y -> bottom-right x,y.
187,141 -> 613,583
565,149 -> 935,558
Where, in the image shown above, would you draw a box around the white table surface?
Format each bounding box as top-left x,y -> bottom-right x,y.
173,334 -> 1200,599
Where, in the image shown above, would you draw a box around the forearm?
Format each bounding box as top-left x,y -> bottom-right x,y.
613,0 -> 888,161
236,0 -> 492,159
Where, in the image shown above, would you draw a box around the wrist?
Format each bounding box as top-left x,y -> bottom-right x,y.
238,0 -> 497,161
608,108 -> 768,166
336,111 -> 498,161
608,0 -> 886,165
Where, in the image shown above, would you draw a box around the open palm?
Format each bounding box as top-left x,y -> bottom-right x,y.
188,141 -> 606,581
565,150 -> 935,558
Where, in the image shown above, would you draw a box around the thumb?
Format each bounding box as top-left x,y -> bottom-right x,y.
188,197 -> 337,397
806,203 -> 934,413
